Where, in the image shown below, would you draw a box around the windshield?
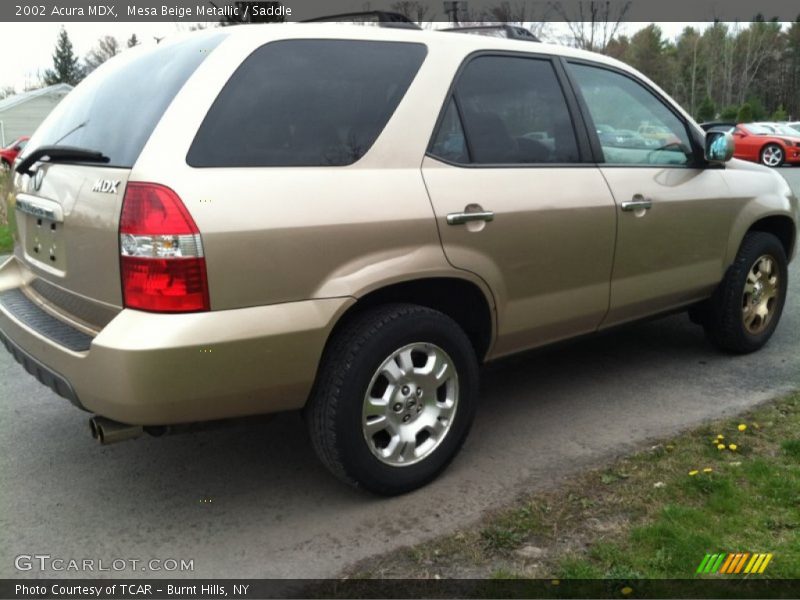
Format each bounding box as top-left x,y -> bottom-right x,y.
24,32 -> 225,168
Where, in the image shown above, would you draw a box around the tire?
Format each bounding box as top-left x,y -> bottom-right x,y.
704,232 -> 788,353
305,303 -> 479,495
760,144 -> 784,167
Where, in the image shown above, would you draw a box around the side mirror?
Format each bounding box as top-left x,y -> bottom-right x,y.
13,145 -> 21,151
705,131 -> 735,163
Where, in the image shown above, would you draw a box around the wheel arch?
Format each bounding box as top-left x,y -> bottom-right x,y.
747,214 -> 796,260
326,276 -> 496,362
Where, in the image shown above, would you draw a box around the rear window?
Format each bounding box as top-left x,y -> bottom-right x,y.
187,40 -> 427,167
24,32 -> 225,168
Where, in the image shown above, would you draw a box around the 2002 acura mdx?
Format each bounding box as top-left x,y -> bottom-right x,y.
0,23 -> 796,495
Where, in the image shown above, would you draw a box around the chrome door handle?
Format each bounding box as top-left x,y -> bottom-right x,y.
620,196 -> 652,212
446,211 -> 495,225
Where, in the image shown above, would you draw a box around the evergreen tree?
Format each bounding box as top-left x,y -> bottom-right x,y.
737,103 -> 754,124
771,105 -> 788,121
696,96 -> 716,122
43,27 -> 83,86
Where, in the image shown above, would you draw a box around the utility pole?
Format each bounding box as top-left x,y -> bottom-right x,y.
443,1 -> 466,25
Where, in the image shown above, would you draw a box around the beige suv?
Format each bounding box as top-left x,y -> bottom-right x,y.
1,25 -> 796,495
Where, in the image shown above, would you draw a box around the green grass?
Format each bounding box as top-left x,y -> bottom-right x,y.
0,223 -> 12,254
345,393 -> 800,580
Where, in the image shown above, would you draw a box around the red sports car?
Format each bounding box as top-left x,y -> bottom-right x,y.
730,124 -> 800,167
0,136 -> 29,170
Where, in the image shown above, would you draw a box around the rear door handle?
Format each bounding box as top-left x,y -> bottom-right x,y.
446,211 -> 495,225
620,195 -> 652,212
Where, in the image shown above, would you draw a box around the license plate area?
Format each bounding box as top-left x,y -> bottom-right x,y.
16,194 -> 67,272
25,215 -> 66,271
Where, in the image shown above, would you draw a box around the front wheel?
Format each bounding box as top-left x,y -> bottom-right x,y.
703,232 -> 788,353
306,304 -> 479,495
760,144 -> 784,167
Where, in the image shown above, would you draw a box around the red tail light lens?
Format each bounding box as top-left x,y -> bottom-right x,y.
119,183 -> 210,312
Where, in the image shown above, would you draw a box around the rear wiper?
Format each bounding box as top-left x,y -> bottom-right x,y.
15,145 -> 110,176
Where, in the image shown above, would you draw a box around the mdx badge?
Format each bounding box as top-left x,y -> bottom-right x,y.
92,179 -> 120,194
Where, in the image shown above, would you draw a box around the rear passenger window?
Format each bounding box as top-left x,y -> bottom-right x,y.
187,40 -> 426,167
430,55 -> 579,165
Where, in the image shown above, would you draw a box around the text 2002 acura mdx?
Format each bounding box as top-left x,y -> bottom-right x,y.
1,25 -> 796,495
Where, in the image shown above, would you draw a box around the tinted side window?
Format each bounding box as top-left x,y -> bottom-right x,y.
188,40 -> 426,167
569,63 -> 693,166
445,55 -> 579,165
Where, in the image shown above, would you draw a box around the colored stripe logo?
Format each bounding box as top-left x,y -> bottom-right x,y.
696,553 -> 772,574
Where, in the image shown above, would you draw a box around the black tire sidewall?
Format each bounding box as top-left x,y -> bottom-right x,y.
334,310 -> 478,495
711,233 -> 788,352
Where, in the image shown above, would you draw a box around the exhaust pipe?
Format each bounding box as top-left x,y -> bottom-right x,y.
89,416 -> 143,445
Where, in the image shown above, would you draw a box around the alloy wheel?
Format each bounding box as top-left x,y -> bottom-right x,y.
361,342 -> 459,467
761,146 -> 783,167
742,254 -> 780,335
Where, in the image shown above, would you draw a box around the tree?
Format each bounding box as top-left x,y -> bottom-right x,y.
127,33 -> 139,48
697,96 -> 716,122
746,96 -> 766,121
0,86 -> 15,100
737,103 -> 754,123
626,25 -> 674,92
551,0 -> 631,53
719,106 -> 739,120
391,1 -> 431,24
771,104 -> 788,121
84,36 -> 120,75
483,0 -> 527,23
43,27 -> 83,86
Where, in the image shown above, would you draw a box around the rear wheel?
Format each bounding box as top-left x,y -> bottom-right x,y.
760,144 -> 784,167
703,232 -> 788,353
306,304 -> 479,495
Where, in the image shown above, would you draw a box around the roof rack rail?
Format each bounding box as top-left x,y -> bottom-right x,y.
301,11 -> 422,29
441,24 -> 540,42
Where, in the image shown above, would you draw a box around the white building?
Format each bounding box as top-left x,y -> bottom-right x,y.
0,84 -> 73,146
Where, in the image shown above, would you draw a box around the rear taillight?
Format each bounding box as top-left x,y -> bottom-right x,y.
119,182 -> 210,312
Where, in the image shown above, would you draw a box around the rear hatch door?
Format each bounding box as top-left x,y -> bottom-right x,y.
9,32 -> 225,328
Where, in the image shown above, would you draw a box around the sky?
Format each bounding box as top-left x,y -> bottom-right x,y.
0,21 -> 711,91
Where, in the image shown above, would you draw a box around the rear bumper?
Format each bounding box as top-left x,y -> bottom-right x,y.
0,256 -> 352,425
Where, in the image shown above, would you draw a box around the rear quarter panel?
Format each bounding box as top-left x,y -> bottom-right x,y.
132,27 -> 491,311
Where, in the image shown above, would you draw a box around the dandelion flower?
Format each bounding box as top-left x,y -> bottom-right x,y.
703,468 -> 713,473
717,444 -> 726,450
728,443 -> 737,451
716,434 -> 724,439
688,470 -> 699,476
621,586 -> 633,595
738,424 -> 747,432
